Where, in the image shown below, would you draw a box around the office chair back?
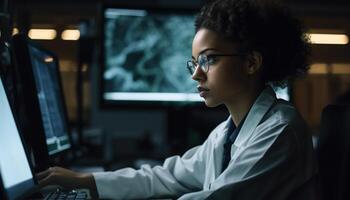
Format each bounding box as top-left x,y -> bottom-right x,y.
317,104 -> 350,200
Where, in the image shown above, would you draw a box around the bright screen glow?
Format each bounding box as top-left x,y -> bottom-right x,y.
0,79 -> 33,189
103,8 -> 201,102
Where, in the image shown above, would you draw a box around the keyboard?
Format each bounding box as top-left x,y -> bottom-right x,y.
44,188 -> 88,200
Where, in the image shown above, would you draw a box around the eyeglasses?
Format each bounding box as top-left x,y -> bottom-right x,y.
187,53 -> 246,75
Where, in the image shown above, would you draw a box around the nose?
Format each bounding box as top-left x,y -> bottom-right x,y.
191,64 -> 206,82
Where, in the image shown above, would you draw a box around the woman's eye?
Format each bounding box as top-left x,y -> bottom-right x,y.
207,55 -> 218,64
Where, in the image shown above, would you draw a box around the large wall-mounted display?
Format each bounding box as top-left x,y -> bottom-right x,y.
102,8 -> 200,104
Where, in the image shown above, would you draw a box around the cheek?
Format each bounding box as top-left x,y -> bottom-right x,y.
216,64 -> 245,86
208,63 -> 248,98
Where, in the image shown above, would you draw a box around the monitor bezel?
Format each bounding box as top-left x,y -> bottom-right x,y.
0,172 -> 5,200
99,5 -> 205,109
12,34 -> 73,160
0,70 -> 37,200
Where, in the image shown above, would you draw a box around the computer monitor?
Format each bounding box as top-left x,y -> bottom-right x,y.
0,75 -> 36,200
101,8 -> 199,105
0,172 -> 5,200
12,34 -> 72,157
101,8 -> 291,105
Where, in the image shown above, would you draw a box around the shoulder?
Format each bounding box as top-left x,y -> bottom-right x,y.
254,99 -> 311,147
263,99 -> 307,129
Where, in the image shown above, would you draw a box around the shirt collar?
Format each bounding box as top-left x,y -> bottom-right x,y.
225,115 -> 247,143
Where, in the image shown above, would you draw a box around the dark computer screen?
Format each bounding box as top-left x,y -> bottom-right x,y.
28,45 -> 71,155
102,8 -> 200,103
13,35 -> 71,156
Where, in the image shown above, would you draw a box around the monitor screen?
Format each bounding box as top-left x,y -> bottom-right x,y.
0,77 -> 35,200
27,45 -> 71,155
102,8 -> 200,103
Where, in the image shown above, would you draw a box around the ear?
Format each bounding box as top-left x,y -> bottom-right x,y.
245,51 -> 263,75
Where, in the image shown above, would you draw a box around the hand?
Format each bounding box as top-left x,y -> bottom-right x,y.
36,166 -> 98,199
36,166 -> 83,188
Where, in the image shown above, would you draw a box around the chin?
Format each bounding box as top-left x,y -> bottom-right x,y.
204,98 -> 221,108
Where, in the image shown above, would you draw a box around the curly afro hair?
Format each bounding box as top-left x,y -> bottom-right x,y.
195,0 -> 311,83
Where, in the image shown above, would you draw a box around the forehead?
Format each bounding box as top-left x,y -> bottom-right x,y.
192,28 -> 237,55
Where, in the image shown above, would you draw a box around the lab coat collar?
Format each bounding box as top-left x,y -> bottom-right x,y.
228,86 -> 276,148
213,86 -> 276,179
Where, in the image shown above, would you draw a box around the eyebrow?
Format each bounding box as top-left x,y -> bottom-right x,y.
192,48 -> 220,59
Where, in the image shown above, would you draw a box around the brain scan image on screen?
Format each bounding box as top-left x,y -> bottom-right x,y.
103,9 -> 200,102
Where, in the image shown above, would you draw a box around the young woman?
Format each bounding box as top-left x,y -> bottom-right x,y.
37,0 -> 318,199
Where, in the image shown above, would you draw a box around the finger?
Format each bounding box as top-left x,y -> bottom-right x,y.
37,174 -> 53,189
36,168 -> 52,180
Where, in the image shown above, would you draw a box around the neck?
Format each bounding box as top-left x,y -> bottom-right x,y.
226,84 -> 265,126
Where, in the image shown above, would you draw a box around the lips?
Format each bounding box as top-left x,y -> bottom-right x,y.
197,86 -> 210,97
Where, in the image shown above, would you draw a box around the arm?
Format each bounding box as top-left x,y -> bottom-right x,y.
36,123 -> 224,200
93,133 -> 215,199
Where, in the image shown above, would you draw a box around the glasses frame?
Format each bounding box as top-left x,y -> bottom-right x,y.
187,53 -> 246,75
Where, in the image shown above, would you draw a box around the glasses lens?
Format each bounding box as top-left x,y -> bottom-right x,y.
187,60 -> 195,74
198,54 -> 208,72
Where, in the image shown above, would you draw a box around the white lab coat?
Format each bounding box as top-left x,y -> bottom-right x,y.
93,87 -> 318,199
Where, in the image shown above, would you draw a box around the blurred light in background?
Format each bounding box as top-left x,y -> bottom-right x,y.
308,33 -> 349,45
12,28 -> 19,35
309,63 -> 350,74
61,29 -> 80,40
44,56 -> 54,63
28,29 -> 57,40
